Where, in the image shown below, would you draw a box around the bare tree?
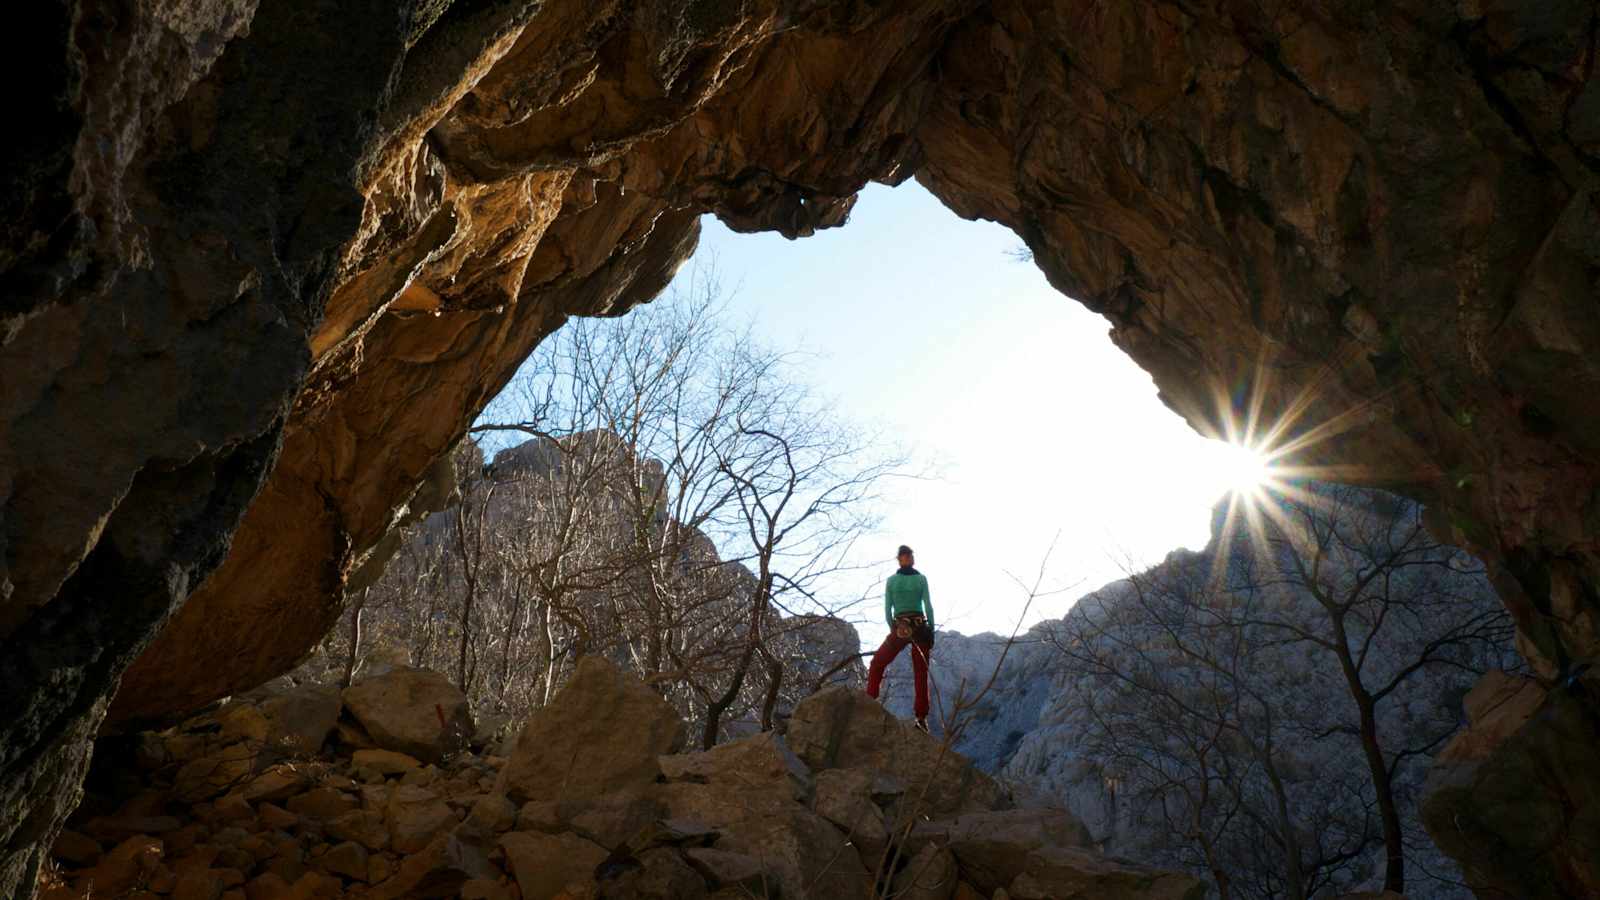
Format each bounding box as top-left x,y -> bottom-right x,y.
1046,483 -> 1514,899
1219,483 -> 1516,894
695,332 -> 902,747
312,269 -> 896,743
1051,561 -> 1329,900
342,588 -> 369,688
449,447 -> 498,690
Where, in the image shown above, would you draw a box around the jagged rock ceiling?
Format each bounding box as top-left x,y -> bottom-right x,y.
2,0 -> 1596,896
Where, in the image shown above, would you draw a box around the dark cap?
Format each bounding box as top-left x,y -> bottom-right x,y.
897,545 -> 914,557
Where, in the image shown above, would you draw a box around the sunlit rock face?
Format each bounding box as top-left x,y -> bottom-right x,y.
2,1 -> 1597,895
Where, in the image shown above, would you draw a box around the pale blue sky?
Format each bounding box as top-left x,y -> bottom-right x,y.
669,181 -> 1260,638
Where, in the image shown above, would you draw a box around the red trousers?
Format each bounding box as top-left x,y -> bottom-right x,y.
865,629 -> 933,718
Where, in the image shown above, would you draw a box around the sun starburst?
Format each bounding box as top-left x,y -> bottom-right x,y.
1185,347 -> 1397,583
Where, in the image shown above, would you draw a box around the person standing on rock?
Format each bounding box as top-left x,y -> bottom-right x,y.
866,544 -> 936,732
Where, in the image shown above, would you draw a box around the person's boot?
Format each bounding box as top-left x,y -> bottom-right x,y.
914,717 -> 929,734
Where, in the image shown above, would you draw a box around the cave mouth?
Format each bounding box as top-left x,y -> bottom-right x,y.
475,180 -> 1280,639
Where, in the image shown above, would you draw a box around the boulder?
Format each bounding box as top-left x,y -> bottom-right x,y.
258,803 -> 299,830
787,686 -> 1008,816
656,782 -> 872,900
566,790 -> 667,850
359,783 -> 391,811
211,794 -> 253,823
218,705 -> 272,745
516,801 -> 563,834
342,668 -> 473,763
233,764 -> 315,803
258,684 -> 343,756
174,746 -> 260,802
466,795 -> 517,835
597,846 -> 708,899
907,808 -> 1093,892
366,854 -> 395,886
400,765 -> 440,787
625,818 -> 720,852
244,872 -> 290,900
287,787 -> 358,821
368,832 -> 497,900
658,731 -> 810,804
74,835 -> 165,897
326,809 -> 391,851
316,841 -> 369,881
683,847 -> 770,894
1436,670 -> 1545,767
499,657 -> 685,803
336,722 -> 378,752
499,831 -> 609,900
166,825 -> 204,856
351,749 -> 422,776
812,768 -> 890,863
1422,675 -> 1600,899
385,785 -> 457,854
890,844 -> 959,900
471,714 -> 512,752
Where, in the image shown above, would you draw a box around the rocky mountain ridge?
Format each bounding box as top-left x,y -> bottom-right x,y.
878,485 -> 1529,897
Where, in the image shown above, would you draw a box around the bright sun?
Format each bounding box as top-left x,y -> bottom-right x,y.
1205,440 -> 1275,496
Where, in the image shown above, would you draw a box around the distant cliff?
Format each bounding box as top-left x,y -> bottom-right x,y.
883,484 -> 1515,898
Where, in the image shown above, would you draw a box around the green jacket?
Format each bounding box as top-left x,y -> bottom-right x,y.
884,567 -> 933,630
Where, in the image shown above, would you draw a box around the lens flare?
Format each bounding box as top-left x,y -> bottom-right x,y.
1206,440 -> 1274,496
1178,345 -> 1399,584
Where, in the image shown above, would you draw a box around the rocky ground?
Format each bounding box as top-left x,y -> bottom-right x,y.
40,659 -> 1201,900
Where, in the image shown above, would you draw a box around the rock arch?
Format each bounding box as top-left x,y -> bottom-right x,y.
3,1 -> 1596,894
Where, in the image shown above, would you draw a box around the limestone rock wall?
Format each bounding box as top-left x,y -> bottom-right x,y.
912,1 -> 1600,683
4,1 -> 1598,896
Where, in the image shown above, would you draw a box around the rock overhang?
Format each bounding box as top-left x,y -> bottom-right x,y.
3,2 -> 1599,895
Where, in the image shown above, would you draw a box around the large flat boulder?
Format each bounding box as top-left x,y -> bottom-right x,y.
655,781 -> 873,900
499,831 -> 608,900
812,767 -> 891,865
891,844 -> 958,900
384,785 -> 457,854
658,731 -> 810,804
787,686 -> 1008,816
907,808 -> 1093,893
499,656 -> 685,803
342,667 -> 473,764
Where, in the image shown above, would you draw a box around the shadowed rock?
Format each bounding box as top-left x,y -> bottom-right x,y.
1422,671 -> 1600,899
788,685 -> 1009,816
342,667 -> 474,764
499,656 -> 686,803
